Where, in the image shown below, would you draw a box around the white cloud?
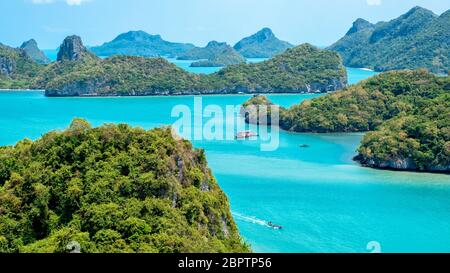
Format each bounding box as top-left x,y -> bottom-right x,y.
366,0 -> 381,6
31,0 -> 90,5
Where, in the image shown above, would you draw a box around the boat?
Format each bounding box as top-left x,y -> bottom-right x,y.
235,131 -> 258,139
268,222 -> 283,230
299,144 -> 310,148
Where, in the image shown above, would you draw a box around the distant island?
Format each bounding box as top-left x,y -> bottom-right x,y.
177,41 -> 246,67
0,35 -> 347,96
329,6 -> 450,74
20,39 -> 51,65
90,30 -> 196,58
234,28 -> 294,58
0,119 -> 250,253
243,70 -> 450,173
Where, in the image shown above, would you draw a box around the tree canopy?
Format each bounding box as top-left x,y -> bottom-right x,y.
0,120 -> 249,253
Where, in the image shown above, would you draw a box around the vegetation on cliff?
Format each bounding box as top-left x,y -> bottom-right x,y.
20,39 -> 51,65
243,70 -> 450,172
43,39 -> 347,96
1,35 -> 346,95
329,6 -> 450,74
0,44 -> 43,89
211,44 -> 347,94
0,119 -> 250,253
177,41 -> 245,67
90,31 -> 195,58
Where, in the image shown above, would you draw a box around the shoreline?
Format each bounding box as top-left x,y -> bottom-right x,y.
1,89 -> 328,98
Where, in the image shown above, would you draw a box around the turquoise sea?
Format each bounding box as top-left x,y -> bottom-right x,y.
2,56 -> 449,252
1,86 -> 449,253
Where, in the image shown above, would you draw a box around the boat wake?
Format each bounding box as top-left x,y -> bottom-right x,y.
232,212 -> 270,227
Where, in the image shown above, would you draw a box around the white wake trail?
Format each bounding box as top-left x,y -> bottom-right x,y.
232,212 -> 269,227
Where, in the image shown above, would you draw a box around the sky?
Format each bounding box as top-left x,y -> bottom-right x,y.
1,0 -> 449,49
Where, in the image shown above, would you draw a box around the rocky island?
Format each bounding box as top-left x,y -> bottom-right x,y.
28,35 -> 346,96
20,39 -> 51,65
242,70 -> 450,173
90,30 -> 196,58
0,119 -> 250,253
328,6 -> 450,74
0,43 -> 43,89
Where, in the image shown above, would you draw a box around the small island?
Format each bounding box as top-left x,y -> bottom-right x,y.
242,70 -> 450,173
0,119 -> 250,253
20,39 -> 51,65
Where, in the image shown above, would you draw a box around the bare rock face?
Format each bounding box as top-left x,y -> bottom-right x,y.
57,35 -> 89,62
0,56 -> 16,76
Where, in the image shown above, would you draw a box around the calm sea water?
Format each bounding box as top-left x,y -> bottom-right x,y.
0,88 -> 449,253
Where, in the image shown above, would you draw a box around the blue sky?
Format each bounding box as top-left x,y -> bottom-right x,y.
1,0 -> 449,49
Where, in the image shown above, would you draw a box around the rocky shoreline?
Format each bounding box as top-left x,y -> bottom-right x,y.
353,154 -> 450,174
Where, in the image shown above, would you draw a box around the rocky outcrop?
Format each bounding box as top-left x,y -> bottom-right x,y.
46,77 -> 109,96
346,18 -> 374,35
242,71 -> 449,174
233,28 -> 294,58
354,155 -> 450,173
57,35 -> 92,62
45,43 -> 347,96
20,39 -> 51,64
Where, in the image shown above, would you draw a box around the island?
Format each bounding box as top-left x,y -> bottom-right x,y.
177,41 -> 246,67
20,39 -> 51,65
328,6 -> 450,74
242,70 -> 450,173
90,30 -> 196,58
0,119 -> 250,253
233,28 -> 294,58
0,42 -> 43,89
11,35 -> 346,96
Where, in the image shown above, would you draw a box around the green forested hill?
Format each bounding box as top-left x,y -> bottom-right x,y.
329,6 -> 450,74
1,36 -> 347,96
243,70 -> 450,172
233,28 -> 293,58
90,31 -> 195,58
43,38 -> 347,96
177,41 -> 245,67
0,43 -> 43,89
20,39 -> 51,65
0,119 -> 249,253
